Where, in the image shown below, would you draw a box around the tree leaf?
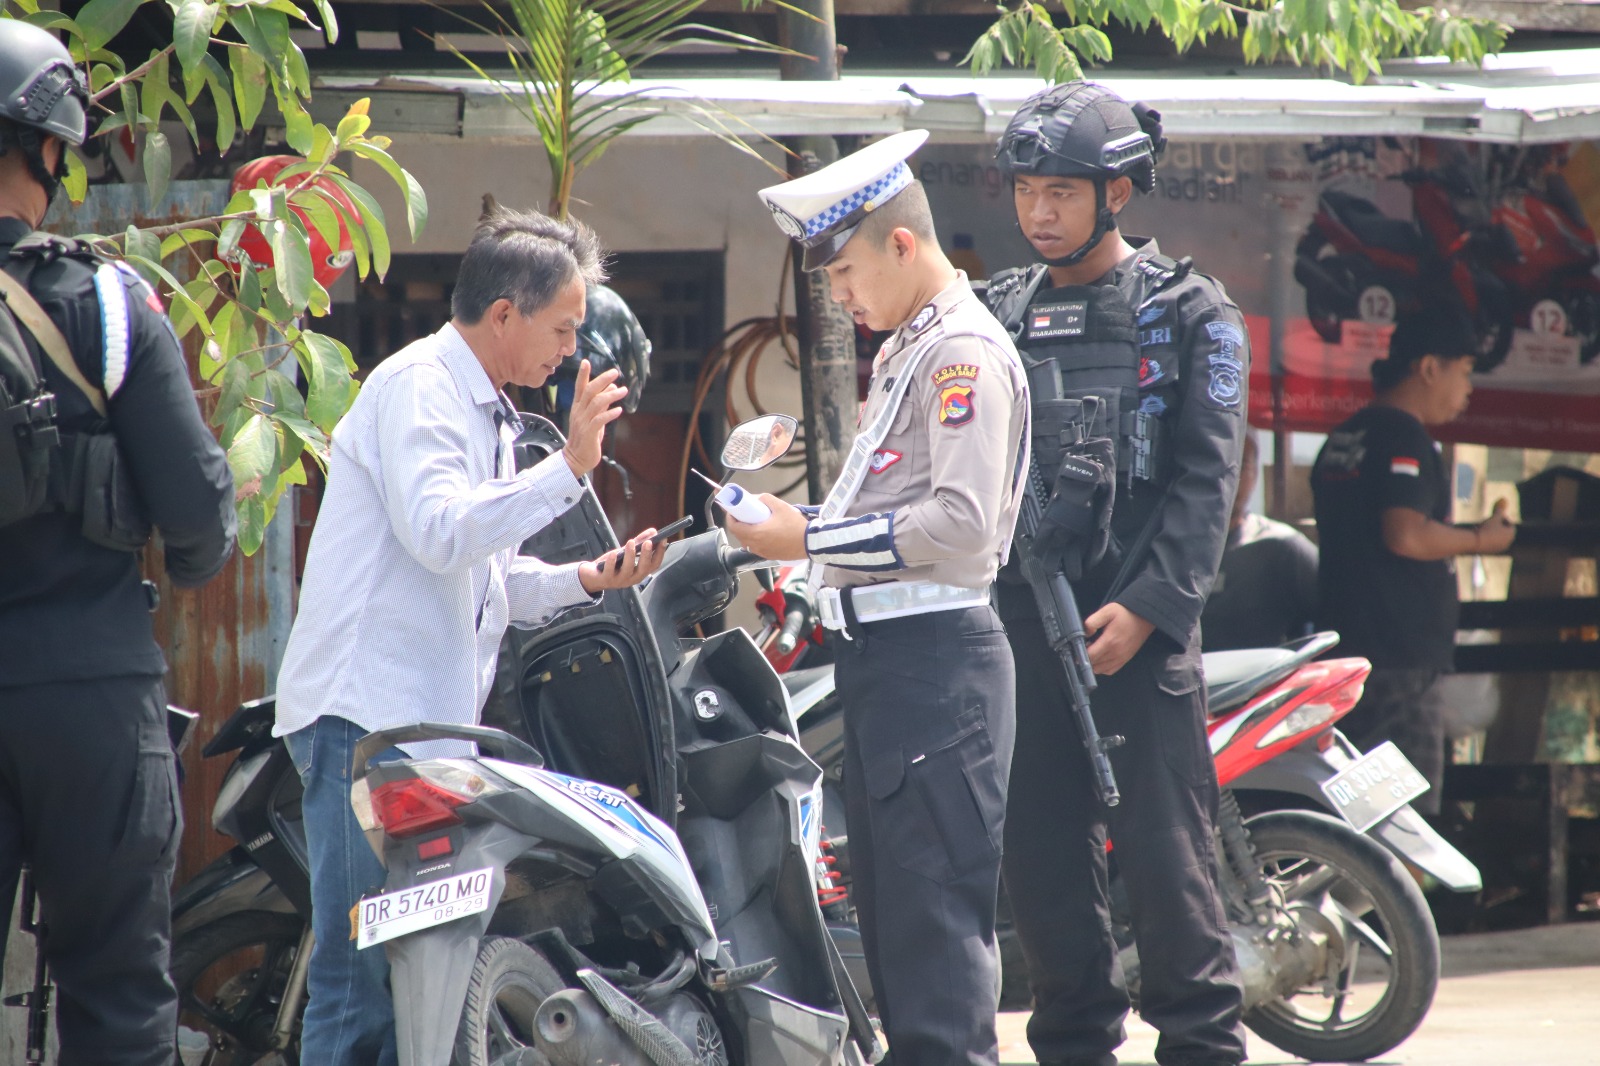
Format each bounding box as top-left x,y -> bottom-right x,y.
348,141 -> 428,241
76,0 -> 145,51
63,150 -> 88,203
279,90 -> 314,155
174,0 -> 217,75
203,54 -> 238,152
327,174 -> 392,278
295,189 -> 342,251
298,330 -> 357,432
269,218 -> 312,314
230,45 -> 268,130
142,130 -> 171,207
217,217 -> 246,261
310,0 -> 340,42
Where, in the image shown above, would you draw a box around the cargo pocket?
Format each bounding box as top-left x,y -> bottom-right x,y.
867,712 -> 1004,883
116,720 -> 181,866
1158,698 -> 1215,788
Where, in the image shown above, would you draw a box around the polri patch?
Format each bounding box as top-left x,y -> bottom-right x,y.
870,449 -> 903,474
1026,300 -> 1087,340
932,363 -> 980,386
938,383 -> 975,427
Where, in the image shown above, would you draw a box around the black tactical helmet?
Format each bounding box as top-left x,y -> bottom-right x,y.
996,82 -> 1166,266
0,21 -> 88,206
0,21 -> 87,145
552,282 -> 653,414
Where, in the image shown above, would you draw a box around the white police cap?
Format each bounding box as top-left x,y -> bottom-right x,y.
759,129 -> 929,272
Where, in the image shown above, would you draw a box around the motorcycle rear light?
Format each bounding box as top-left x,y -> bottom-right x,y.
353,760 -> 507,837
371,779 -> 471,838
416,834 -> 454,860
1257,701 -> 1342,747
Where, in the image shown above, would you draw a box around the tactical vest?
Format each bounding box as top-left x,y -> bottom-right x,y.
987,253 -> 1191,491
0,233 -> 149,550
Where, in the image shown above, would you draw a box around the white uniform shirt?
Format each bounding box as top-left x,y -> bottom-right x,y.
274,323 -> 596,747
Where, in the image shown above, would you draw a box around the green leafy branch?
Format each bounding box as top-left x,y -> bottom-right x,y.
1,2 -> 430,554
964,0 -> 1510,85
436,0 -> 797,220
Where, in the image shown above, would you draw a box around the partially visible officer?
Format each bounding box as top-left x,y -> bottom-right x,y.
1311,309 -> 1515,816
730,130 -> 1029,1066
0,20 -> 236,1065
987,82 -> 1248,1066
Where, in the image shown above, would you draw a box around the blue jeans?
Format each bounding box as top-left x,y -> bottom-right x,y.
285,717 -> 401,1066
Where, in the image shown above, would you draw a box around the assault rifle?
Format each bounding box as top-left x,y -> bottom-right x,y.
1014,451 -> 1123,807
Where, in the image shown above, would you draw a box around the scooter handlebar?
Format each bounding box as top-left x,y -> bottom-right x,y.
776,605 -> 810,655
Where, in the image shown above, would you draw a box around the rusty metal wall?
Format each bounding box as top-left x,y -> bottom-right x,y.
46,181 -> 296,887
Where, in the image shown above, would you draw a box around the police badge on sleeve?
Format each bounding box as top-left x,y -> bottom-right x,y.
1204,321 -> 1245,410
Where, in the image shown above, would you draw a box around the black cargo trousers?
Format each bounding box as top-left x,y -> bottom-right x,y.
834,603 -> 1015,1066
1001,604 -> 1246,1066
0,675 -> 182,1066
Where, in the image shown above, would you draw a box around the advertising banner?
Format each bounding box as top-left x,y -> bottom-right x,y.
918,136 -> 1600,452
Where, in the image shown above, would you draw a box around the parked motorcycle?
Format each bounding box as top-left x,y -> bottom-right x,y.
786,626 -> 1480,1063
353,412 -> 878,1066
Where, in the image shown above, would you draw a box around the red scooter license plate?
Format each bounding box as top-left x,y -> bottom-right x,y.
1319,742 -> 1429,834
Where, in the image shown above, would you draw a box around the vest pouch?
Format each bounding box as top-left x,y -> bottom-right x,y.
0,384 -> 56,528
78,431 -> 151,551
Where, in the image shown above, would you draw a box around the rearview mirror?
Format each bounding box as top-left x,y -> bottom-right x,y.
721,414 -> 798,472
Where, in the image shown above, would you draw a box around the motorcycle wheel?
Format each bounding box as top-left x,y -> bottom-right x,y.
1241,811 -> 1440,1063
453,935 -> 566,1066
169,911 -> 306,1065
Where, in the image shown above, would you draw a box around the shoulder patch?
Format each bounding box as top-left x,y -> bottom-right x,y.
931,362 -> 979,386
909,303 -> 937,333
938,382 -> 975,427
1390,457 -> 1421,477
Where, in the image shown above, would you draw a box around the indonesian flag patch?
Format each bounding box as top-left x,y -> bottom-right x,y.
869,449 -> 903,474
1391,457 -> 1421,476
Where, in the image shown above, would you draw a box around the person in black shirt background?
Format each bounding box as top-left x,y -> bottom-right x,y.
0,21 -> 235,1064
1311,310 -> 1515,816
1201,431 -> 1319,652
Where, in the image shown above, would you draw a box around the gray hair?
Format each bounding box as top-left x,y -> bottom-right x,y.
451,205 -> 607,325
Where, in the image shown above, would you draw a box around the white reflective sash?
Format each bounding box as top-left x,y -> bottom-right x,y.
804,322 -> 948,597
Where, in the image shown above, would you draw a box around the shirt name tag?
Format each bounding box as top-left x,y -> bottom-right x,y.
1028,300 -> 1088,339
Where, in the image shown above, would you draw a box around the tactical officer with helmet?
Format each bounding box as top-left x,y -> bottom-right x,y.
988,83 -> 1248,1066
0,20 -> 235,1064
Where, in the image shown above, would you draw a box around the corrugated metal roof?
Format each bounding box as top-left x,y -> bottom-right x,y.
315,47 -> 1600,144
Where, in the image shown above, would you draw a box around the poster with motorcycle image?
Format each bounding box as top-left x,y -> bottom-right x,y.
915,135 -> 1600,452
1280,137 -> 1600,450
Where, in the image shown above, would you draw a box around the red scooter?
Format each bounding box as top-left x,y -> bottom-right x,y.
771,612 -> 1480,1062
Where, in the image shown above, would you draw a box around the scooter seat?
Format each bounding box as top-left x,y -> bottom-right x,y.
1323,189 -> 1429,257
1203,648 -> 1298,716
1202,632 -> 1344,717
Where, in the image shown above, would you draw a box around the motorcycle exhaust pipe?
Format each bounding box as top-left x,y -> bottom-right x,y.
536,989 -> 656,1066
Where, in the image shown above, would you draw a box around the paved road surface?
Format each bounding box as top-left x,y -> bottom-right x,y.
997,923 -> 1600,1066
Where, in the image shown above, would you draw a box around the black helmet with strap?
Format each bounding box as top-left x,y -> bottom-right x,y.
995,82 -> 1166,268
552,282 -> 653,414
0,20 -> 89,205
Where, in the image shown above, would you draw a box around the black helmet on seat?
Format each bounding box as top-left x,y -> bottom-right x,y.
996,82 -> 1166,267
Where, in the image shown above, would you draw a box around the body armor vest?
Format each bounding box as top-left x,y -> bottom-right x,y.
0,233 -> 148,549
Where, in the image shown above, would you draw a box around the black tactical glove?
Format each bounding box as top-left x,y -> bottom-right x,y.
1035,436 -> 1116,581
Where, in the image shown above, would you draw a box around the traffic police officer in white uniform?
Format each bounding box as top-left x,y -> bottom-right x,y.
729,130 -> 1029,1066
